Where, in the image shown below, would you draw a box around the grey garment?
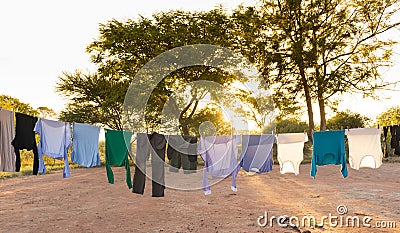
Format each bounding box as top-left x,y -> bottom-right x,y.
0,109 -> 16,172
132,133 -> 166,197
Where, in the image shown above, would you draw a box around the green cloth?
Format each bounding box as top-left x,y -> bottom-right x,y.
105,129 -> 133,188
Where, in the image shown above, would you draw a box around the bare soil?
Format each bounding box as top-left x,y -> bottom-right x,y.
1,164 -> 399,233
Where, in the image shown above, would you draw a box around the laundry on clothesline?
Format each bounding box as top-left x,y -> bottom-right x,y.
34,118 -> 72,178
132,132 -> 167,197
198,135 -> 240,195
71,123 -> 101,168
346,128 -> 383,170
0,108 -> 16,172
1,107 -> 399,197
276,132 -> 308,175
12,112 -> 39,174
105,129 -> 133,189
239,134 -> 274,174
311,130 -> 348,178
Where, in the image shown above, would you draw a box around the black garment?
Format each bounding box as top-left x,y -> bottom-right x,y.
395,125 -> 400,156
11,113 -> 39,174
132,132 -> 166,197
383,126 -> 389,157
167,135 -> 198,174
390,126 -> 398,148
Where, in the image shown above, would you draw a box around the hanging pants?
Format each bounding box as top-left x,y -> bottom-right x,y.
167,135 -> 197,174
132,133 -> 166,197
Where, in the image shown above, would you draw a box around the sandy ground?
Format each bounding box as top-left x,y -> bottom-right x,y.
1,164 -> 399,233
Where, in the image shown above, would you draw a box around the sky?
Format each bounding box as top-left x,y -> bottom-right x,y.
0,0 -> 399,125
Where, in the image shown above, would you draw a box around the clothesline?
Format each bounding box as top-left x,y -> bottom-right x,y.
1,108 -> 399,197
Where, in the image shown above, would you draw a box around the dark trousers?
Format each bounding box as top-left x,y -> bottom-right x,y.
167,135 -> 197,174
14,145 -> 39,174
132,133 -> 166,197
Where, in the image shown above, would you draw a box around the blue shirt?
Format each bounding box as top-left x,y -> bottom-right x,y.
311,130 -> 348,178
71,123 -> 100,167
34,118 -> 72,178
240,134 -> 275,174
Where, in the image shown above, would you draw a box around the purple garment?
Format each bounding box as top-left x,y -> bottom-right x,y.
240,134 -> 274,173
198,135 -> 240,195
34,118 -> 72,178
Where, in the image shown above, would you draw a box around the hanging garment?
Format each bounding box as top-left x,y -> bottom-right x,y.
276,132 -> 308,175
11,113 -> 39,174
34,118 -> 72,178
167,135 -> 198,174
198,135 -> 240,195
390,125 -> 398,149
346,128 -> 383,170
239,134 -> 274,174
71,123 -> 100,167
311,130 -> 348,178
105,129 -> 133,189
395,125 -> 400,156
0,108 -> 16,172
383,126 -> 389,158
132,132 -> 166,197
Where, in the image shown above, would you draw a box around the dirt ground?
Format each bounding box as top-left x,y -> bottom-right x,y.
1,164 -> 399,233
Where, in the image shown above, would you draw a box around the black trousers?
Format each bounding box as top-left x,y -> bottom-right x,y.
14,146 -> 39,174
167,135 -> 197,174
132,133 -> 166,197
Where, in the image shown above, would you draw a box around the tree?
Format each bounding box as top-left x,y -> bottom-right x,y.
58,10 -> 260,134
0,95 -> 39,116
57,71 -> 129,130
37,106 -> 56,119
326,110 -> 370,129
232,0 -> 400,135
376,106 -> 400,125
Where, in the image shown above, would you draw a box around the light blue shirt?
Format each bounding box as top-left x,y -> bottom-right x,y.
34,118 -> 72,178
71,123 -> 100,168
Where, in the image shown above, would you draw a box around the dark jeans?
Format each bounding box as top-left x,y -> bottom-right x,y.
132,133 -> 166,197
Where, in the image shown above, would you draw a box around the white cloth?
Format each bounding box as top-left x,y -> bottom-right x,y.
346,128 -> 383,170
0,108 -> 16,172
276,132 -> 308,175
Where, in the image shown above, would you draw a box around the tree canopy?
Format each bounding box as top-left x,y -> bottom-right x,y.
326,110 -> 371,129
0,95 -> 39,116
231,0 -> 400,133
57,10 -> 268,134
376,106 -> 400,126
57,1 -> 400,134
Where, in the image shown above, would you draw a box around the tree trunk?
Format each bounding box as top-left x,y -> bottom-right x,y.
300,70 -> 315,142
181,123 -> 189,136
318,92 -> 327,131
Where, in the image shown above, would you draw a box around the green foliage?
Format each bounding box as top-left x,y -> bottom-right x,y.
0,95 -> 39,116
233,0 -> 400,131
37,106 -> 56,119
326,110 -> 371,130
274,118 -> 309,134
376,106 -> 400,126
58,10 -> 268,133
57,71 -> 128,130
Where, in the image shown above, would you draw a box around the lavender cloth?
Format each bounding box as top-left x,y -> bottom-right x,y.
198,135 -> 240,195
